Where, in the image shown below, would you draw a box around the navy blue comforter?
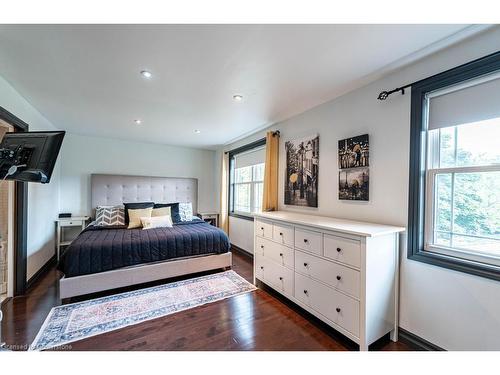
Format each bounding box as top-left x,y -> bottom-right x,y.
58,220 -> 230,277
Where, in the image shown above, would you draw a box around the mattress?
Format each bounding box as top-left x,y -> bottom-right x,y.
58,219 -> 231,278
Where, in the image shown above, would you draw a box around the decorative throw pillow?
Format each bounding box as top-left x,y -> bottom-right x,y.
152,206 -> 171,217
178,202 -> 193,221
123,202 -> 154,224
127,207 -> 153,229
95,205 -> 125,226
154,203 -> 181,223
141,215 -> 173,230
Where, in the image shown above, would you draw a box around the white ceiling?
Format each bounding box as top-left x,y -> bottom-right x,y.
0,24 -> 480,149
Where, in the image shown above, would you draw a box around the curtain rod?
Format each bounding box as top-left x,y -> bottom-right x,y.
377,83 -> 413,101
224,130 -> 280,154
378,50 -> 500,101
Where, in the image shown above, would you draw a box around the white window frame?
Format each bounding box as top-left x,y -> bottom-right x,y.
423,79 -> 500,267
232,163 -> 264,215
228,140 -> 266,218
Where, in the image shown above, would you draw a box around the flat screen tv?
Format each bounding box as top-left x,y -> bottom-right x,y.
0,131 -> 65,183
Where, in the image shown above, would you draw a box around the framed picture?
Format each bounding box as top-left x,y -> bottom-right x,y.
284,134 -> 319,207
339,167 -> 369,201
338,134 -> 369,169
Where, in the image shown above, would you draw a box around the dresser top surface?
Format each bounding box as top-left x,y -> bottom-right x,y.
254,211 -> 405,237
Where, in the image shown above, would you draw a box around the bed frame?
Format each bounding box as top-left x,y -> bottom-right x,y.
59,253 -> 232,299
59,173 -> 231,299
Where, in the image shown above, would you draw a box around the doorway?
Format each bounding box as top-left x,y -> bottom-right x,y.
0,120 -> 15,303
0,106 -> 28,298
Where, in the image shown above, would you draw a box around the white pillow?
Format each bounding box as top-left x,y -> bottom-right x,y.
140,215 -> 173,230
179,202 -> 193,221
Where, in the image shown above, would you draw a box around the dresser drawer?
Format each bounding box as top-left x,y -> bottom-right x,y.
295,228 -> 322,255
60,220 -> 82,227
255,236 -> 294,269
258,255 -> 294,296
255,253 -> 265,280
295,272 -> 359,337
295,250 -> 360,298
255,219 -> 273,239
324,234 -> 361,268
273,223 -> 294,247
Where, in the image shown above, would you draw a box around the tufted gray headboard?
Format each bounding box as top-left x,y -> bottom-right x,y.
91,174 -> 198,214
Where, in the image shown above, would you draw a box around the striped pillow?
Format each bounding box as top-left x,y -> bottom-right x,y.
95,205 -> 125,226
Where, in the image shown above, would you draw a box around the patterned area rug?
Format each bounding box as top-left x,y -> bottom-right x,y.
30,270 -> 256,351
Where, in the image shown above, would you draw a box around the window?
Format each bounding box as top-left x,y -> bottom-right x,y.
229,139 -> 266,219
425,118 -> 500,265
408,51 -> 500,281
233,162 -> 265,213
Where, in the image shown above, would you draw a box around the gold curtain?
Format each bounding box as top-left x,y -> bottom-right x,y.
262,131 -> 279,211
219,152 -> 230,234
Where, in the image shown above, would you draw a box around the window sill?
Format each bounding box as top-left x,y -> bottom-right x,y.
425,244 -> 500,267
229,212 -> 255,221
408,248 -> 500,282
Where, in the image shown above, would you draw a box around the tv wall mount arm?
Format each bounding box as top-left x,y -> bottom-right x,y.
0,144 -> 33,180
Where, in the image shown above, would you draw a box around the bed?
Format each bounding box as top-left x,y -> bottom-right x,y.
58,174 -> 232,299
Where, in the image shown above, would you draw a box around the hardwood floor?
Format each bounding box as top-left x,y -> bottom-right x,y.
1,250 -> 413,351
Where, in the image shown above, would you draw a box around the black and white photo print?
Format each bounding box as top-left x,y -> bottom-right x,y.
339,167 -> 369,201
284,134 -> 319,207
338,134 -> 369,169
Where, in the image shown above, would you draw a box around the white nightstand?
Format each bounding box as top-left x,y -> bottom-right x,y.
198,212 -> 219,227
56,216 -> 90,261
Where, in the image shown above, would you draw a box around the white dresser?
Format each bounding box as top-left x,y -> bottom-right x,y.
253,211 -> 405,351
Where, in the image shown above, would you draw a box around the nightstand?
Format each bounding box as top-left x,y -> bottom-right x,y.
198,212 -> 219,227
56,216 -> 90,261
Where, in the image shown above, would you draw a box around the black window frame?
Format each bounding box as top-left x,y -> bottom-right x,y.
408,50 -> 500,282
228,137 -> 266,222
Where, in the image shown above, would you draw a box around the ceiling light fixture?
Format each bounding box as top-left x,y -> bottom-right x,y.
140,70 -> 152,79
134,119 -> 142,125
232,94 -> 243,102
194,129 -> 201,134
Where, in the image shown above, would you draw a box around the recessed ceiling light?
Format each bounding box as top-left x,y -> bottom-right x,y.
134,119 -> 142,125
194,129 -> 201,134
233,94 -> 243,102
140,70 -> 152,79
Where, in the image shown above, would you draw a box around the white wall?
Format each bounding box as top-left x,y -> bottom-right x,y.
59,133 -> 217,216
222,27 -> 500,350
0,76 -> 61,280
1,77 -> 219,280
229,216 -> 254,254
